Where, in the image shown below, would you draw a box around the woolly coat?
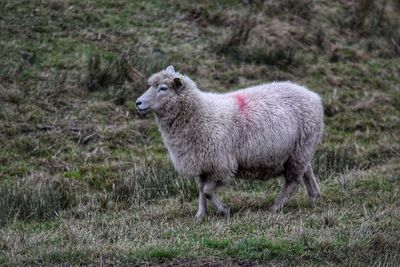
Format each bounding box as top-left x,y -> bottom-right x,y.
152,75 -> 323,183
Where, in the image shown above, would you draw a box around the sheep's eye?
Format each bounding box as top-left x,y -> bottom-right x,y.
158,86 -> 168,91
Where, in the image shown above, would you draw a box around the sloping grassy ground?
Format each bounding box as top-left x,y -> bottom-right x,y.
1,0 -> 399,266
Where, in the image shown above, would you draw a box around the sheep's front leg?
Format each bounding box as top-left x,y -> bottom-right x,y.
207,193 -> 230,216
195,190 -> 208,219
195,177 -> 207,219
203,181 -> 230,216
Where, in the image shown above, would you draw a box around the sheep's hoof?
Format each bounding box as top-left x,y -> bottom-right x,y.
310,201 -> 317,208
195,210 -> 207,220
218,207 -> 231,217
268,205 -> 281,213
310,196 -> 320,208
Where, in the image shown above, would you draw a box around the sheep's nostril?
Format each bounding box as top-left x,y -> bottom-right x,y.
136,101 -> 142,106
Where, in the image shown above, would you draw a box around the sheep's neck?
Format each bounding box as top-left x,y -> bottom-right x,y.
155,92 -> 208,139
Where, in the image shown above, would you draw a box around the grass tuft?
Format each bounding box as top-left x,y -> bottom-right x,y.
109,160 -> 197,207
85,54 -> 130,92
0,173 -> 79,226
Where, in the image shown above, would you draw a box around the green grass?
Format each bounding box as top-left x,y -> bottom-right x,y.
132,246 -> 182,262
0,0 -> 399,265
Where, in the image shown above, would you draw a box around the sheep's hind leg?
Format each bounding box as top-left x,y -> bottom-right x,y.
269,165 -> 302,212
303,164 -> 321,206
269,180 -> 299,212
203,181 -> 230,216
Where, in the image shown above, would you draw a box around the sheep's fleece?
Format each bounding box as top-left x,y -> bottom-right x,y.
136,66 -> 324,219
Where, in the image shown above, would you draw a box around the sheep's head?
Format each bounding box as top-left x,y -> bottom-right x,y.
136,65 -> 185,115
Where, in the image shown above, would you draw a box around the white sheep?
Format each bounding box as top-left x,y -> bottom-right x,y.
136,66 -> 323,219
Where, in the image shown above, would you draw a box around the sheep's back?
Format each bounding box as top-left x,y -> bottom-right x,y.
225,81 -> 323,171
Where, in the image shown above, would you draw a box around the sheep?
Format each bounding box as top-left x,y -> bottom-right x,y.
136,65 -> 323,219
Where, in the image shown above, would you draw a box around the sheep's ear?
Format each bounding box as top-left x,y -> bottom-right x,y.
165,65 -> 175,74
172,77 -> 183,89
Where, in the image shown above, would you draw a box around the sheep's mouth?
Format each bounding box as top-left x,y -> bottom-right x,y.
137,107 -> 150,114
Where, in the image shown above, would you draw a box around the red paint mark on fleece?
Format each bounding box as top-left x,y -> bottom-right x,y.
234,94 -> 248,113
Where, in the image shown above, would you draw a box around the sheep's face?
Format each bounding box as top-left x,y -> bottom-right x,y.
136,65 -> 183,114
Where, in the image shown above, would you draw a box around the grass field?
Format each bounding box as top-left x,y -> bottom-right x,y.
1,0 -> 399,266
